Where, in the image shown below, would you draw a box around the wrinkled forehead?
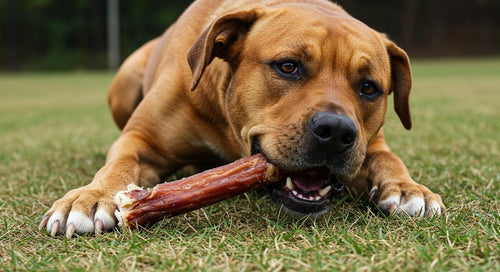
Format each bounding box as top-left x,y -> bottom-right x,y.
245,5 -> 390,75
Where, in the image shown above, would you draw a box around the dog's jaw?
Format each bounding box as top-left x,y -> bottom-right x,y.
251,137 -> 345,217
267,170 -> 345,217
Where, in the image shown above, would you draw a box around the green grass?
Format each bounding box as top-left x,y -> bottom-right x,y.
0,59 -> 499,271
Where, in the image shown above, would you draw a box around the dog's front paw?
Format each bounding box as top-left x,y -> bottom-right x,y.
39,185 -> 117,237
369,180 -> 445,217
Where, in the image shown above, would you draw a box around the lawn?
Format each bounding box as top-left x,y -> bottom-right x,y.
0,59 -> 498,271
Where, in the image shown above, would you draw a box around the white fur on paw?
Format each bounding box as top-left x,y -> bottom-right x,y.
378,196 -> 400,212
46,211 -> 66,233
94,209 -> 116,231
66,211 -> 94,234
396,197 -> 425,217
426,201 -> 442,216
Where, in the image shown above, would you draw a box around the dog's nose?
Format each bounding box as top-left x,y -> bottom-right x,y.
309,112 -> 357,153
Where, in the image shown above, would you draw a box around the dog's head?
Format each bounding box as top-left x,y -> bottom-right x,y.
187,3 -> 412,217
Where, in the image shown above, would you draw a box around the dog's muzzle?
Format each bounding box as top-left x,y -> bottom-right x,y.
253,112 -> 357,217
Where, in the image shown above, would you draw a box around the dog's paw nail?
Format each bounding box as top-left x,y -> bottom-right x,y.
50,220 -> 60,236
425,201 -> 442,217
39,215 -> 49,230
378,195 -> 400,214
388,203 -> 398,213
94,209 -> 117,232
369,187 -> 379,202
397,197 -> 425,217
94,219 -> 103,234
46,211 -> 66,235
66,223 -> 76,238
66,211 -> 94,235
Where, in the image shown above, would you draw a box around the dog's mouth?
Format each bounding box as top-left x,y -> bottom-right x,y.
251,137 -> 345,217
267,167 -> 344,217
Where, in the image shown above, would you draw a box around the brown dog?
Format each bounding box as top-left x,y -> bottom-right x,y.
40,0 -> 445,237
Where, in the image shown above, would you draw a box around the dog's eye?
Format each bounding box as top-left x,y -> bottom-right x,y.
360,81 -> 382,100
279,62 -> 298,74
361,82 -> 376,95
271,60 -> 302,81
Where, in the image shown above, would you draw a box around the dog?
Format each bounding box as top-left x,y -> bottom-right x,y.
40,0 -> 445,237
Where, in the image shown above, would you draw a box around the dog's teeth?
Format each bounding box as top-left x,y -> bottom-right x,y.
286,177 -> 294,190
292,189 -> 322,202
319,185 -> 332,196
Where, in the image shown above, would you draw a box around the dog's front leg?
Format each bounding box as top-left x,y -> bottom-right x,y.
39,131 -> 176,237
352,130 -> 445,217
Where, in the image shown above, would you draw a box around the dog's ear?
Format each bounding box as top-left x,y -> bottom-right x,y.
187,9 -> 262,91
385,40 -> 412,130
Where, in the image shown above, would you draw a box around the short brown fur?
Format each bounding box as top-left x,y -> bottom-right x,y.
41,0 -> 444,237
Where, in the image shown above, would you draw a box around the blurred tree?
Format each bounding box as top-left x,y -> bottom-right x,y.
107,0 -> 119,70
0,0 -> 499,71
4,0 -> 19,70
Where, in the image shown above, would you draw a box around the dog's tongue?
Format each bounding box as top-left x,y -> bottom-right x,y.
291,170 -> 330,192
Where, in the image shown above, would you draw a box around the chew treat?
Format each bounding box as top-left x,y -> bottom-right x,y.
114,153 -> 279,228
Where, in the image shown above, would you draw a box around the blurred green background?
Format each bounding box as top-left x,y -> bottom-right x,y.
1,0 -> 500,71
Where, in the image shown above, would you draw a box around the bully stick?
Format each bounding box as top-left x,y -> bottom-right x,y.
114,153 -> 280,228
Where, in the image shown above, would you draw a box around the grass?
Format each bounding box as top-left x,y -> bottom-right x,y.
0,58 -> 499,271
